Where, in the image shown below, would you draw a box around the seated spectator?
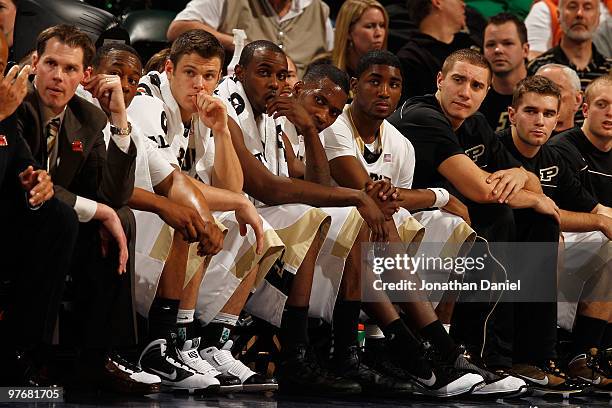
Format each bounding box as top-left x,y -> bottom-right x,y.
331,0 -> 388,77
479,13 -> 529,131
166,0 -> 333,76
304,51 -> 333,75
0,0 -> 16,61
396,0 -> 479,100
465,0 -> 532,20
527,0 -> 612,91
524,0 -> 611,59
535,63 -> 583,133
286,55 -> 299,88
144,47 -> 170,73
594,16 -> 612,57
384,0 -> 486,55
15,24 -> 145,392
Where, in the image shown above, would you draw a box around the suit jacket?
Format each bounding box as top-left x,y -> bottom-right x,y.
16,84 -> 137,210
0,113 -> 37,208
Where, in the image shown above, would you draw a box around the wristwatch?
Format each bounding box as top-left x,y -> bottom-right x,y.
110,121 -> 132,136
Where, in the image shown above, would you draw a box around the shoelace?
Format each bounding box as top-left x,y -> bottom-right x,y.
543,360 -> 567,379
212,348 -> 252,379
585,350 -> 606,379
181,349 -> 220,376
600,350 -> 612,377
456,347 -> 500,382
164,346 -> 203,374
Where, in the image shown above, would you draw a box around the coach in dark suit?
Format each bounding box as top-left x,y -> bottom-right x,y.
0,31 -> 78,385
15,24 -> 138,360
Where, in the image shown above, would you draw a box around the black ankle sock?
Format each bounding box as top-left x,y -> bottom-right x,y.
603,323 -> 612,349
332,300 -> 361,356
419,320 -> 458,360
573,315 -> 607,355
148,297 -> 180,342
198,322 -> 234,348
382,318 -> 421,356
281,305 -> 309,349
176,321 -> 197,346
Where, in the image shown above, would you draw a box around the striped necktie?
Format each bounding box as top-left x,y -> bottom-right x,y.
46,118 -> 60,155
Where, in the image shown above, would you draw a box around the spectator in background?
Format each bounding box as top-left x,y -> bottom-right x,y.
286,55 -> 299,88
479,13 -> 529,131
304,51 -> 333,75
525,0 -> 611,60
384,0 -> 486,55
527,0 -> 612,124
0,0 -> 16,61
465,0 -> 532,20
536,63 -> 583,133
396,0 -> 479,101
166,0 -> 333,77
331,0 -> 388,77
594,17 -> 612,57
144,47 -> 170,73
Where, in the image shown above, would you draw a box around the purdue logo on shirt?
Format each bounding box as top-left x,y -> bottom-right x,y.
540,166 -> 559,182
465,144 -> 485,163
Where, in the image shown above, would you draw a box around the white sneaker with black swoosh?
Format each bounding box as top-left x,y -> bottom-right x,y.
453,349 -> 527,398
176,338 -> 243,393
139,338 -> 220,394
362,339 -> 484,397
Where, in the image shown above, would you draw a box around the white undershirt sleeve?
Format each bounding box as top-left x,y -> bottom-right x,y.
173,0 -> 225,29
74,195 -> 98,222
525,2 -> 553,53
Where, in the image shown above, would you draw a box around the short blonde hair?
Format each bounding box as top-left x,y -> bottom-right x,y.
584,74 -> 612,103
332,0 -> 389,73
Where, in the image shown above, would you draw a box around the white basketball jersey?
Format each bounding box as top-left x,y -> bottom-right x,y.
323,106 -> 416,189
133,71 -> 216,183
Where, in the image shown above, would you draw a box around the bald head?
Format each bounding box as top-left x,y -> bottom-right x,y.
0,32 -> 8,74
536,64 -> 583,132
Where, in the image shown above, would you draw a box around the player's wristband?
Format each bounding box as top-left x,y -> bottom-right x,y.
427,188 -> 450,208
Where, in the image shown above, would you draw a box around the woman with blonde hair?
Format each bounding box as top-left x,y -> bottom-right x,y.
332,0 -> 389,76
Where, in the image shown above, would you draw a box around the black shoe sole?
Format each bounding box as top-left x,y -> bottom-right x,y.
242,383 -> 279,392
278,384 -> 362,397
162,384 -> 221,395
219,384 -> 243,393
531,387 -> 586,398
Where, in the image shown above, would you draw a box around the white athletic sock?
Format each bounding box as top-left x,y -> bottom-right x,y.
210,312 -> 239,327
177,309 -> 195,324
